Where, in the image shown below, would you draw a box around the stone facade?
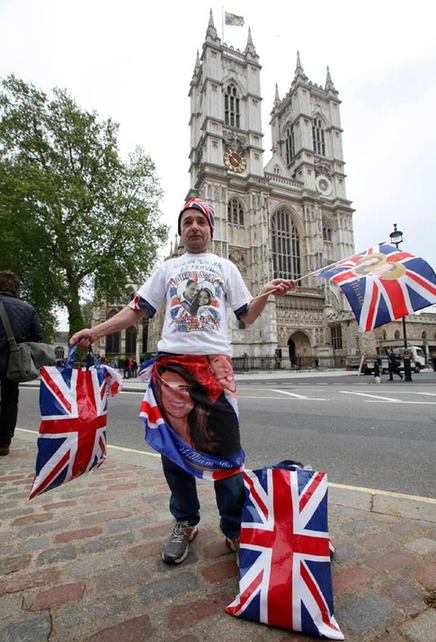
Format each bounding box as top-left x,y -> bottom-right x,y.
98,11 -> 436,365
149,11 -> 355,360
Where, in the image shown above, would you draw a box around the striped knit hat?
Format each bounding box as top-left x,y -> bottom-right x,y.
178,198 -> 215,238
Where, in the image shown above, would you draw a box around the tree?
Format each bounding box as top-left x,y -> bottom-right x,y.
0,75 -> 168,338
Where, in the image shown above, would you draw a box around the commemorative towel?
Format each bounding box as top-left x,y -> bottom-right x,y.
226,463 -> 343,639
29,347 -> 122,499
139,354 -> 244,479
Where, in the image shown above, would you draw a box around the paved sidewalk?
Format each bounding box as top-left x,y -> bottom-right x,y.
1,435 -> 435,642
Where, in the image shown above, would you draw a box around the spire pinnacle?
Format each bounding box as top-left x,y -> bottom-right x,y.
206,8 -> 219,41
274,83 -> 281,106
292,50 -> 308,84
325,65 -> 337,92
247,26 -> 253,46
244,26 -> 258,58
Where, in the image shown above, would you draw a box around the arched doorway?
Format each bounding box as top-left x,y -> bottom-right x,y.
288,338 -> 296,366
288,331 -> 312,368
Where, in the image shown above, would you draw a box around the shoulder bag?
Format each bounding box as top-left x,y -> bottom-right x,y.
0,301 -> 56,383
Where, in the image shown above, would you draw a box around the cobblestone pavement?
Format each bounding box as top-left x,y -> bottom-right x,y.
1,435 -> 435,642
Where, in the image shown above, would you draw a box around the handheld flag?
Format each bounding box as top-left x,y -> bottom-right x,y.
225,11 -> 244,26
314,244 -> 436,331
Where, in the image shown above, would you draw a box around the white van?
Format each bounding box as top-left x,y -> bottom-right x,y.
394,346 -> 426,372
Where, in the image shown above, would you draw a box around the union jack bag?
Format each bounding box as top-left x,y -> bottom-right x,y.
29,346 -> 122,499
226,462 -> 343,640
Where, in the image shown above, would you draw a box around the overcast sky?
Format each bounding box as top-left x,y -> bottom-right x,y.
1,0 -> 435,326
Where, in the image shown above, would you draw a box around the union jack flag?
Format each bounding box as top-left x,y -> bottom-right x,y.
29,364 -> 121,499
314,244 -> 436,331
226,467 -> 343,640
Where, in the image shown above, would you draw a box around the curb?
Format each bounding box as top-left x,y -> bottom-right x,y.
330,482 -> 436,523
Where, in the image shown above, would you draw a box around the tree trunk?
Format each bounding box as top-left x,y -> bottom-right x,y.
67,294 -> 85,337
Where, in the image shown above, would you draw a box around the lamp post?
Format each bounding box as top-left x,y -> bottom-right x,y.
389,224 -> 412,381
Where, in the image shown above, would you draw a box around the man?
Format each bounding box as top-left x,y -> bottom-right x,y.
0,271 -> 42,456
71,197 -> 294,564
387,348 -> 403,381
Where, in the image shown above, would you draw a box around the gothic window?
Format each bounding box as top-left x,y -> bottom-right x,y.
394,330 -> 401,340
224,83 -> 240,128
272,209 -> 301,279
106,309 -> 121,355
285,125 -> 295,165
422,331 -> 427,339
273,165 -> 280,174
227,198 -> 244,226
312,117 -> 325,156
331,325 -> 343,350
383,330 -> 387,340
323,222 -> 332,241
125,325 -> 137,356
55,346 -> 65,359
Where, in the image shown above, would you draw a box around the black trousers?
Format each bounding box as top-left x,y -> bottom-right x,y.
0,372 -> 19,447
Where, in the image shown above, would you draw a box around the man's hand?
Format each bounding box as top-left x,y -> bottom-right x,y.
260,278 -> 296,297
70,328 -> 95,348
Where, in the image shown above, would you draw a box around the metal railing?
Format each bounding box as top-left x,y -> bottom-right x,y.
232,355 -> 347,372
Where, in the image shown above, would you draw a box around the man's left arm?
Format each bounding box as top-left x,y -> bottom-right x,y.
240,278 -> 295,324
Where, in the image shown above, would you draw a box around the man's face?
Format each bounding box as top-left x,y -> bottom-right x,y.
180,209 -> 211,253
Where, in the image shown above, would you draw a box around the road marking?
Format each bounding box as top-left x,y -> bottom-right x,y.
271,389 -> 327,401
367,400 -> 436,405
340,391 -> 401,402
15,428 -> 436,504
415,392 -> 436,397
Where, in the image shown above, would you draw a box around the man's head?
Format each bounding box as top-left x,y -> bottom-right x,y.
178,198 -> 215,253
0,271 -> 20,297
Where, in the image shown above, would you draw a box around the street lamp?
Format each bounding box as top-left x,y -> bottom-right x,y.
389,224 -> 412,381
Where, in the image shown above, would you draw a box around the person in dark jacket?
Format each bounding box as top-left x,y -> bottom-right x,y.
0,271 -> 42,456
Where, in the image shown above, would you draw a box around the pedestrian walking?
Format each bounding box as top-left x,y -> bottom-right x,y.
387,348 -> 403,381
0,271 -> 42,456
374,353 -> 382,383
71,197 -> 295,565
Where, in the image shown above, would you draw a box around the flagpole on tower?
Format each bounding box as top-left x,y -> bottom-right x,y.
222,6 -> 225,41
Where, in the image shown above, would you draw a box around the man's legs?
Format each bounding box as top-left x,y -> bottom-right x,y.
161,456 -> 200,564
0,373 -> 19,455
214,472 -> 244,541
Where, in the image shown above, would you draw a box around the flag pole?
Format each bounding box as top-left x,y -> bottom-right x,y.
222,6 -> 225,41
251,260 -> 343,302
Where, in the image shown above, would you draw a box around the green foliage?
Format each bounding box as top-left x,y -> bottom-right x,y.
0,75 -> 168,336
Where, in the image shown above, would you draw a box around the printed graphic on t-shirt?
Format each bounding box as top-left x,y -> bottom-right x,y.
169,263 -> 224,334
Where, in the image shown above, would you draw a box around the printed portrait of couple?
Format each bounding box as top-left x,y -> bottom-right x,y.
153,355 -> 240,458
179,279 -> 216,316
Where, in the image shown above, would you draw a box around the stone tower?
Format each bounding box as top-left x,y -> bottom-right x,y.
155,10 -> 356,362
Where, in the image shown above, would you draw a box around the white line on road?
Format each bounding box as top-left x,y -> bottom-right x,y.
14,428 -> 436,505
340,391 -> 401,402
367,400 -> 436,405
271,389 -> 327,401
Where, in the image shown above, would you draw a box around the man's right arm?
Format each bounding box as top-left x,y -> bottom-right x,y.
70,306 -> 149,348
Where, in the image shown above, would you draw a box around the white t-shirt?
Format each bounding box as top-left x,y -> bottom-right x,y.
129,252 -> 253,356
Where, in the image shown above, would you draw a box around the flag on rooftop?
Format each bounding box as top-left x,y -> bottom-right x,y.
225,11 -> 244,26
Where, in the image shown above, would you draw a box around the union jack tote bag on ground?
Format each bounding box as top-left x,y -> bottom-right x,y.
226,462 -> 344,640
29,346 -> 122,499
